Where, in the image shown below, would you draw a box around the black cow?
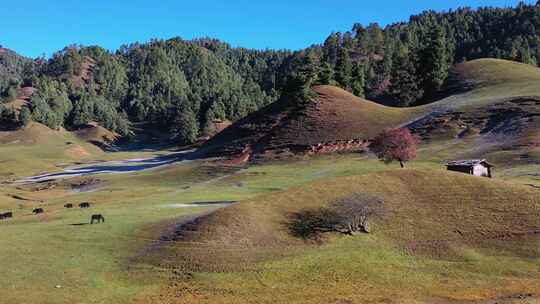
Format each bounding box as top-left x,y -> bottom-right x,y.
64,203 -> 73,208
79,202 -> 91,208
2,212 -> 12,218
33,208 -> 44,214
90,214 -> 105,224
0,214 -> 4,220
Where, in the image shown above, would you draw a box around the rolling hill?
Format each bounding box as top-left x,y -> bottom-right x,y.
147,169 -> 540,303
0,122 -> 105,180
199,85 -> 421,161
408,59 -> 540,179
199,59 -> 539,181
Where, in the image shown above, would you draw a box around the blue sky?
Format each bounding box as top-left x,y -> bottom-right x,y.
1,0 -> 535,58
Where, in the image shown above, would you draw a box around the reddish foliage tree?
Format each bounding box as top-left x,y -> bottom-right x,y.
370,128 -> 420,168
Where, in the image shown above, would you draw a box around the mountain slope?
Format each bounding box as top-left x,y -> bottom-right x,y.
408,59 -> 540,177
436,58 -> 540,110
0,47 -> 29,93
199,85 -> 421,160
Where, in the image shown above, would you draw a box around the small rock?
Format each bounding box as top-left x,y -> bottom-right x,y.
55,285 -> 61,289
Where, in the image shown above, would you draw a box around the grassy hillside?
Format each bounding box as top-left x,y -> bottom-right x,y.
73,122 -> 119,148
0,57 -> 538,304
435,58 -> 540,110
0,122 -> 105,180
0,151 -> 430,304
200,85 -> 421,159
0,122 -> 158,181
410,59 -> 540,183
146,169 -> 540,303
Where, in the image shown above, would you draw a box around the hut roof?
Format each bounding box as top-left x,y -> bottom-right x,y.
446,159 -> 494,167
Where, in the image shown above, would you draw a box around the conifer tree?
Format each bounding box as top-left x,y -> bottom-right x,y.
419,25 -> 450,98
171,105 -> 199,144
318,62 -> 334,85
284,51 -> 320,100
19,106 -> 31,126
351,63 -> 366,97
389,49 -> 423,106
335,48 -> 353,90
322,33 -> 341,66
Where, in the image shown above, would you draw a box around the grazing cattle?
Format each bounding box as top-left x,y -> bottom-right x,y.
2,212 -> 13,218
90,214 -> 105,224
0,214 -> 4,220
64,203 -> 73,208
79,202 -> 91,208
33,208 -> 44,214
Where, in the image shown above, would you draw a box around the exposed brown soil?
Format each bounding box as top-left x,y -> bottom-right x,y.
3,86 -> 36,113
69,56 -> 96,88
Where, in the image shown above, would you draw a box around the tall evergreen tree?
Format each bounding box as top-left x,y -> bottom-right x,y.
335,48 -> 353,90
351,63 -> 366,98
322,33 -> 341,66
389,49 -> 423,106
419,25 -> 450,98
171,105 -> 199,144
318,62 -> 334,85
284,51 -> 320,100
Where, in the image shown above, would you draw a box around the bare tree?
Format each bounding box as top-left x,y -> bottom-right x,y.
286,193 -> 384,240
329,193 -> 384,235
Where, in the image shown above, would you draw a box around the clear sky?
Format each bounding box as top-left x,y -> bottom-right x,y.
1,0 -> 535,58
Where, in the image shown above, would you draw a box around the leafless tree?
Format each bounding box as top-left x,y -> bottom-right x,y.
286,193 -> 384,240
329,193 -> 384,235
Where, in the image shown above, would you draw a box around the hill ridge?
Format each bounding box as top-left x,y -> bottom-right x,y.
199,85 -> 419,161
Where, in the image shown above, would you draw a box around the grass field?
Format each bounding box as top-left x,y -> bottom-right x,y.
1,150 -> 537,304
1,152 -> 427,304
141,169 -> 540,304
0,58 -> 539,304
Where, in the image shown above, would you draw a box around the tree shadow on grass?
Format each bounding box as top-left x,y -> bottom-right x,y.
285,209 -> 341,242
284,193 -> 384,242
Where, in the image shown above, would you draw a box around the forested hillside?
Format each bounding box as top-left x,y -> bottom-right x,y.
2,1 -> 540,144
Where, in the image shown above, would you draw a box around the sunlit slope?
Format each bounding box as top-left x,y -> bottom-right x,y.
432,58 -> 540,110
409,59 -> 540,179
0,122 -> 104,180
153,169 -> 540,303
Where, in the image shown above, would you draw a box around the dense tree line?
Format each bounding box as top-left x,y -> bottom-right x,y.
311,1 -> 540,106
3,1 -> 540,142
0,40 -> 291,141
